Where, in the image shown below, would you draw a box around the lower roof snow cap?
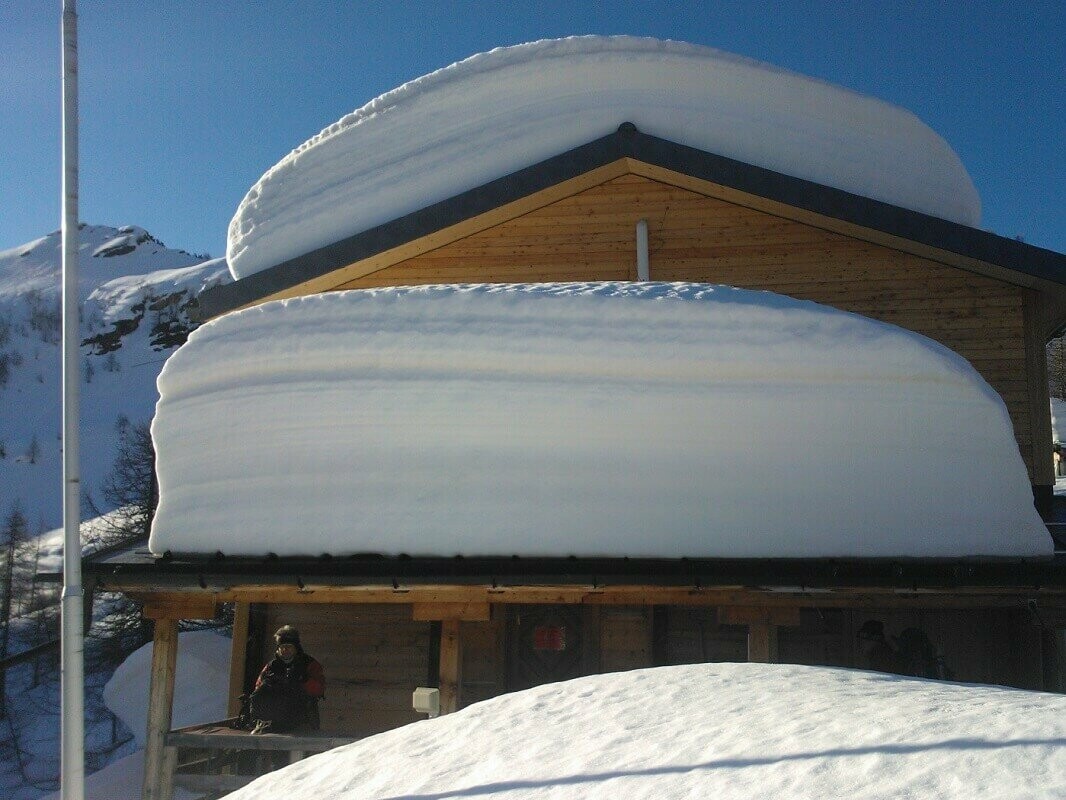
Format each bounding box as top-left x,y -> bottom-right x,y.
150,282 -> 1050,559
226,36 -> 980,280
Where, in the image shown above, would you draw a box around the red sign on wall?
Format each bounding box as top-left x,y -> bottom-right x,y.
533,625 -> 567,651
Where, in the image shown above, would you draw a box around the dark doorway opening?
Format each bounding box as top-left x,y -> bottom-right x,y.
506,605 -> 586,692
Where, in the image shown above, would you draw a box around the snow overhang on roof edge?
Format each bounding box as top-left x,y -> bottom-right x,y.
196,125 -> 1066,321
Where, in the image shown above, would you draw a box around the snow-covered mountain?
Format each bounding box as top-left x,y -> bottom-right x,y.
0,224 -> 229,533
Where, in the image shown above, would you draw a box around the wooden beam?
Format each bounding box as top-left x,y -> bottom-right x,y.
718,605 -> 801,627
142,618 -> 179,800
438,619 -> 461,714
747,622 -> 778,664
159,746 -> 177,800
141,595 -> 217,621
227,602 -> 251,717
109,584 -> 1066,610
413,602 -> 490,621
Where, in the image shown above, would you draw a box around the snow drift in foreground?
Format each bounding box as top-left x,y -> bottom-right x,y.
221,663 -> 1066,800
226,36 -> 980,279
150,282 -> 1049,558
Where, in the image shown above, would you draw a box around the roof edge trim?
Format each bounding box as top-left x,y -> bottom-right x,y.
198,124 -> 1066,320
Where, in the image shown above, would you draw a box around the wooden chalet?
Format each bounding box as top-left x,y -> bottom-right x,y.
79,124 -> 1066,799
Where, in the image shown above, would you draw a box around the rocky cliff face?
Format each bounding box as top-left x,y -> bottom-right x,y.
0,224 -> 229,531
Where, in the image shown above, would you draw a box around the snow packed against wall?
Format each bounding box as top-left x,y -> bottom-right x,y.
221,663 -> 1066,800
149,282 -> 1050,558
226,36 -> 981,280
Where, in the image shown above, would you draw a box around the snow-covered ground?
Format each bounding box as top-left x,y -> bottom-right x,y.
36,631 -> 231,800
221,663 -> 1066,800
0,225 -> 229,798
151,282 -> 1049,557
227,36 -> 980,279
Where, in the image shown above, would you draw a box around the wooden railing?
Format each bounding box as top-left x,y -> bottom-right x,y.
163,719 -> 359,798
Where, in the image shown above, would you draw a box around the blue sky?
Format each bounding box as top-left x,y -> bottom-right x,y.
1,1 -> 1063,259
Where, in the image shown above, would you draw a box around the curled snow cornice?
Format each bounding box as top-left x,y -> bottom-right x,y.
226,36 -> 981,280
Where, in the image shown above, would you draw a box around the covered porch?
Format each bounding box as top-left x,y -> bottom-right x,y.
83,549 -> 1066,800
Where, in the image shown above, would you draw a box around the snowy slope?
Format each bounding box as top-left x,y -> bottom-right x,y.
150,283 -> 1050,558
228,36 -> 981,279
0,225 -> 229,532
34,631 -> 231,800
223,663 -> 1066,800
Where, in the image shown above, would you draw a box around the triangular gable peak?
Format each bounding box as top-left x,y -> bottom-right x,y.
198,125 -> 1066,328
196,125 -> 1066,491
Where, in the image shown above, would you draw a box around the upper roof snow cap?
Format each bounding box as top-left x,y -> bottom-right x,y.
226,36 -> 981,281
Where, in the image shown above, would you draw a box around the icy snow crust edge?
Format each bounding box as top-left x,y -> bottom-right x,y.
149,282 -> 1050,558
227,36 -> 981,280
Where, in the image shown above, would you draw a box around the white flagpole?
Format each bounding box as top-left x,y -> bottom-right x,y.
60,1 -> 86,798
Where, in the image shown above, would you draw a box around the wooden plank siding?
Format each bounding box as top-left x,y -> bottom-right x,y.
655,606 -> 1043,690
459,612 -> 506,708
232,600 -> 1049,741
334,173 -> 1043,481
599,607 -> 654,673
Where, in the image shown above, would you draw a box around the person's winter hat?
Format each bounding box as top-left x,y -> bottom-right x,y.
274,625 -> 301,646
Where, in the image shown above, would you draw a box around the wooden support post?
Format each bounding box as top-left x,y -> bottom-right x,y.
747,622 -> 778,663
439,619 -> 461,714
142,618 -> 179,800
718,607 -> 797,665
227,601 -> 251,717
159,746 -> 177,800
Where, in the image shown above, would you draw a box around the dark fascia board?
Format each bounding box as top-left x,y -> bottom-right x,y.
197,123 -> 1066,321
60,543 -> 1066,594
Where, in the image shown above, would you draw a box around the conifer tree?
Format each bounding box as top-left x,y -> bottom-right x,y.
0,502 -> 29,717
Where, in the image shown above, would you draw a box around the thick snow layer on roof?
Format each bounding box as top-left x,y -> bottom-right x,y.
149,282 -> 1049,558
227,36 -> 980,281
223,663 -> 1066,800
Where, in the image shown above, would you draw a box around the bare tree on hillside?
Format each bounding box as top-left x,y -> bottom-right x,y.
84,419 -> 159,671
86,418 -> 157,550
0,502 -> 29,717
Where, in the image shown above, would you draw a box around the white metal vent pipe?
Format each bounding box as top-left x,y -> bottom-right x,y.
636,218 -> 649,281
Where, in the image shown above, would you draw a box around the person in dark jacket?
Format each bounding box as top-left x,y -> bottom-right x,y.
894,627 -> 954,680
857,620 -> 903,674
249,625 -> 325,733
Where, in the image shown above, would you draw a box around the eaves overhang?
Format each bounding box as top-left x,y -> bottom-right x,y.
197,123 -> 1066,321
61,541 -> 1066,597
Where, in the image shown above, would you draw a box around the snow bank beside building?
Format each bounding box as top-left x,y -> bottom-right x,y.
149,282 -> 1049,558
221,663 -> 1066,800
226,36 -> 980,279
103,631 -> 231,747
1052,398 -> 1066,443
37,632 -> 231,800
